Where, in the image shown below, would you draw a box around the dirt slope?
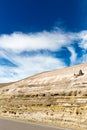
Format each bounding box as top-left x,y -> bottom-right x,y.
0,63 -> 87,130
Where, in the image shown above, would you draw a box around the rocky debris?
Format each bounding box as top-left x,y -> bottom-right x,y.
74,69 -> 84,78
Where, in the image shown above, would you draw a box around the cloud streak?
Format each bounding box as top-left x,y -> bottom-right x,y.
67,46 -> 77,65
0,28 -> 87,82
0,30 -> 77,53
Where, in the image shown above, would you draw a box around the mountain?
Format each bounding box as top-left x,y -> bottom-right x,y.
0,63 -> 87,130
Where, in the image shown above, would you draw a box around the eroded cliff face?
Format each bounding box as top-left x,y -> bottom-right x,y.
0,63 -> 87,130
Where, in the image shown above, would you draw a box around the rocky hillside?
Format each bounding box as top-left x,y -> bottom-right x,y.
0,63 -> 87,130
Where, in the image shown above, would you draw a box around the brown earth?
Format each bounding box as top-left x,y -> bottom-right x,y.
0,63 -> 87,130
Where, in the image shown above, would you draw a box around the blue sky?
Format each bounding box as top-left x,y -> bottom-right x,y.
0,0 -> 87,82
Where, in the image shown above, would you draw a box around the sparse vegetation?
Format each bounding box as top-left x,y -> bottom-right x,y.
0,63 -> 87,130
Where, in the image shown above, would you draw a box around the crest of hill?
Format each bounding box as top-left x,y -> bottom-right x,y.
27,62 -> 87,79
0,62 -> 87,86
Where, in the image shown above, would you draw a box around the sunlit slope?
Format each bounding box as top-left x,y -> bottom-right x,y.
0,63 -> 87,130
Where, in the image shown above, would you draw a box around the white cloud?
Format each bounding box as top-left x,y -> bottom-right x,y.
0,55 -> 66,83
67,46 -> 77,65
0,28 -> 87,83
78,31 -> 87,49
0,30 -> 76,53
78,54 -> 87,64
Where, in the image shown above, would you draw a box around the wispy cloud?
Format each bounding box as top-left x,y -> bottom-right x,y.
0,29 -> 87,82
67,46 -> 77,65
0,30 -> 76,53
78,31 -> 87,49
0,54 -> 66,82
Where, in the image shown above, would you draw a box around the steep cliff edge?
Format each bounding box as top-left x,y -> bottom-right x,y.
0,63 -> 87,130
